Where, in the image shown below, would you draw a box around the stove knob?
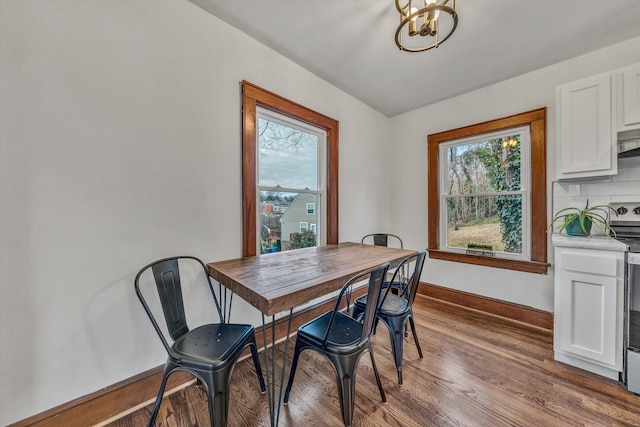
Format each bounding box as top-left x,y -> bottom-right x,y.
634,206 -> 640,215
617,206 -> 628,215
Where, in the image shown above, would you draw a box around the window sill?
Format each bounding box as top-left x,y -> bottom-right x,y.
428,249 -> 550,274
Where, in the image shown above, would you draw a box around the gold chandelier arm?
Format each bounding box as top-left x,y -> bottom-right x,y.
395,0 -> 410,15
394,1 -> 459,53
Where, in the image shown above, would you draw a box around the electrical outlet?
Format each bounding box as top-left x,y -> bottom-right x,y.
568,184 -> 581,197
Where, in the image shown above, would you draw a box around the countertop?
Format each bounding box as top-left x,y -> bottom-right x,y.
551,233 -> 628,251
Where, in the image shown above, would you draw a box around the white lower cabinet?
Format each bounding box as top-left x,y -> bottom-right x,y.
552,236 -> 625,380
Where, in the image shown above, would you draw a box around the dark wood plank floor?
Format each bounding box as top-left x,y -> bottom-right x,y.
108,296 -> 640,426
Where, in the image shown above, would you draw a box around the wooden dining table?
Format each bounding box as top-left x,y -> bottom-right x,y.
206,242 -> 416,426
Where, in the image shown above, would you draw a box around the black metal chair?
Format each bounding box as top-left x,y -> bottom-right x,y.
134,256 -> 266,427
283,263 -> 390,427
351,251 -> 427,385
361,233 -> 405,288
361,233 -> 403,249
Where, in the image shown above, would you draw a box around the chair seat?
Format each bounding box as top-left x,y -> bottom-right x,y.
173,323 -> 255,367
355,293 -> 408,315
298,311 -> 364,350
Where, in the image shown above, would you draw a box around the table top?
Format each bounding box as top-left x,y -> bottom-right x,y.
206,242 -> 416,316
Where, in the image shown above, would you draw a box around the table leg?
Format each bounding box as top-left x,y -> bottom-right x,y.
261,309 -> 293,426
212,281 -> 235,323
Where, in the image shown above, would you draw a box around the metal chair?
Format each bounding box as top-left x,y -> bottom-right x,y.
361,233 -> 403,248
351,251 -> 427,384
134,256 -> 266,427
283,263 -> 390,427
361,233 -> 405,290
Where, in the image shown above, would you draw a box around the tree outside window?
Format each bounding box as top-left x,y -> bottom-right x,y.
427,108 -> 548,274
443,128 -> 528,258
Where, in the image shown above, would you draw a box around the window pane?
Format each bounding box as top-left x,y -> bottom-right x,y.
306,203 -> 315,214
259,191 -> 319,254
258,117 -> 318,190
447,135 -> 521,195
446,194 -> 523,255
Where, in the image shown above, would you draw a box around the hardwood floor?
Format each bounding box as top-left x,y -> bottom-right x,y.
108,296 -> 640,426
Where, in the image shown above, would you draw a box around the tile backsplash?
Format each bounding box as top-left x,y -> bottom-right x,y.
552,157 -> 640,235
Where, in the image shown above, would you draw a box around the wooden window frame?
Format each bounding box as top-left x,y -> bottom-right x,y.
427,108 -> 549,274
242,81 -> 339,257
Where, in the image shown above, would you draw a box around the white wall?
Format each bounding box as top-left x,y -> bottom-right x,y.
3,0 -> 640,423
0,1 -> 391,424
388,36 -> 640,313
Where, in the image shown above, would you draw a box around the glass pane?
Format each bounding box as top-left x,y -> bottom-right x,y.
259,191 -> 319,254
446,194 -> 523,255
258,118 -> 318,190
447,134 -> 521,195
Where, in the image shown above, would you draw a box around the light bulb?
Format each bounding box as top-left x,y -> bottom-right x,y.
408,6 -> 419,36
426,1 -> 440,22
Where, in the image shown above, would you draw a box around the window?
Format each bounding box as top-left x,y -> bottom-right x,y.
257,109 -> 324,253
242,81 -> 339,257
427,108 -> 548,274
442,127 -> 530,259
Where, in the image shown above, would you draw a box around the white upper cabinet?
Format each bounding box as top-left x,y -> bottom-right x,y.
556,73 -> 616,179
616,63 -> 640,131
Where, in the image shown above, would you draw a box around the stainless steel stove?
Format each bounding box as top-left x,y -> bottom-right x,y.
610,202 -> 640,252
612,202 -> 640,394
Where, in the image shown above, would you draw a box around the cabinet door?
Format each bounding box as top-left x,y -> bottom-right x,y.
556,269 -> 619,367
622,64 -> 640,128
557,73 -> 615,179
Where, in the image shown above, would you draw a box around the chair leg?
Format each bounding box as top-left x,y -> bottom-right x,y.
283,340 -> 304,404
201,371 -> 229,427
147,364 -> 172,427
368,346 -> 387,403
408,315 -> 423,358
382,316 -> 406,385
329,354 -> 359,427
249,341 -> 267,392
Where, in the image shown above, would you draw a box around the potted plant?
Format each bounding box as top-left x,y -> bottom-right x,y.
549,199 -> 616,237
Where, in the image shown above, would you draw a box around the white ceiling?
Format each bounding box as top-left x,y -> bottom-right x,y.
190,0 -> 640,117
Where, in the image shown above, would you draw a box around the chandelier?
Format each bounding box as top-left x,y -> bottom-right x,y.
395,0 -> 458,52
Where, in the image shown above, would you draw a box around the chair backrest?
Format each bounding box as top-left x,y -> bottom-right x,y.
134,256 -> 223,356
361,233 -> 403,249
381,251 -> 427,307
322,263 -> 390,347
